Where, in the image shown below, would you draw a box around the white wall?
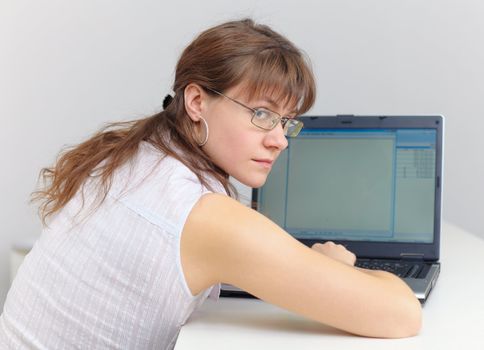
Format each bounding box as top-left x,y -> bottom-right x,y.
1,0 -> 483,307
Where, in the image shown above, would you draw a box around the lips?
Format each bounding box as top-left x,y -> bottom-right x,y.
252,159 -> 274,168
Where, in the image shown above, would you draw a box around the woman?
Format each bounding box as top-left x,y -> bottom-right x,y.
0,18 -> 421,349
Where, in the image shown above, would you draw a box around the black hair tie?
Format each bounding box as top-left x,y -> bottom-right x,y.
163,94 -> 174,110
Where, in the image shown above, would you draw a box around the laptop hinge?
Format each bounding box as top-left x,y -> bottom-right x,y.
400,253 -> 425,261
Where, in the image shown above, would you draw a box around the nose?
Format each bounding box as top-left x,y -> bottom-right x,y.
263,123 -> 288,151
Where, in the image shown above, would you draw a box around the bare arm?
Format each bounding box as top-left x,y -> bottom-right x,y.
181,193 -> 422,338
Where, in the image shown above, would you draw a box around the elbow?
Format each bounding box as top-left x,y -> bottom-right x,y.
375,273 -> 423,339
402,297 -> 423,337
386,295 -> 423,338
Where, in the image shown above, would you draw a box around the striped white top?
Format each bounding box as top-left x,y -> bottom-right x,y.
0,142 -> 224,349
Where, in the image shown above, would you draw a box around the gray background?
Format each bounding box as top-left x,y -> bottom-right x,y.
1,0 -> 483,307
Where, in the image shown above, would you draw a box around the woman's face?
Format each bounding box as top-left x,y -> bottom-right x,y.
201,85 -> 293,188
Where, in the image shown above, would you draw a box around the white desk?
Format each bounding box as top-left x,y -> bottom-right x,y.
176,222 -> 484,349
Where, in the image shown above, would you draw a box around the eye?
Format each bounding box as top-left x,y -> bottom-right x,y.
253,108 -> 271,120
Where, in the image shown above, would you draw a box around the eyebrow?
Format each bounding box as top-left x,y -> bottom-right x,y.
254,97 -> 298,116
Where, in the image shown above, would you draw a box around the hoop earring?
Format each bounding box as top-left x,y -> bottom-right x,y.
197,116 -> 209,147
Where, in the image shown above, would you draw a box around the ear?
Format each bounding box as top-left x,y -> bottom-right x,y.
184,83 -> 205,122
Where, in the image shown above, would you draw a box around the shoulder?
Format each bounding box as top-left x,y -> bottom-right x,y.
136,142 -> 224,193
110,142 -> 224,231
110,142 -> 215,197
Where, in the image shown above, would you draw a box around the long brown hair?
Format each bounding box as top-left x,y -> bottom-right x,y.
33,18 -> 316,225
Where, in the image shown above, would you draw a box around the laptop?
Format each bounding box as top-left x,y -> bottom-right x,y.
221,115 -> 443,304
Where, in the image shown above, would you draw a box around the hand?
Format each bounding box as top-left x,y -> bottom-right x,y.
311,241 -> 357,266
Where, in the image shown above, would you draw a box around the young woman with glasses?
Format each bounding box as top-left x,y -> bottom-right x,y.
0,18 -> 421,349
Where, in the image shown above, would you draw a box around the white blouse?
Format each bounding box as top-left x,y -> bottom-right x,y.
0,142 -> 224,349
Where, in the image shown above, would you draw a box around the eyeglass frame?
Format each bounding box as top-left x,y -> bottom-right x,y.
204,87 -> 304,137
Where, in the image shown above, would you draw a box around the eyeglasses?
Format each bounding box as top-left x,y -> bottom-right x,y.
206,88 -> 304,137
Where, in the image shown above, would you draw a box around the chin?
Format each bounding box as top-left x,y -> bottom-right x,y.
236,175 -> 267,189
249,181 -> 266,189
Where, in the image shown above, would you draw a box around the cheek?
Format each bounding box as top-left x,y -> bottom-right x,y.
210,125 -> 251,162
204,116 -> 261,176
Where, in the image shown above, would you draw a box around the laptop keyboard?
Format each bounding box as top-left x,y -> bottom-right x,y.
355,259 -> 424,278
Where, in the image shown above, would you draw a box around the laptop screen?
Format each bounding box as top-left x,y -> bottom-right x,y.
257,122 -> 439,244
